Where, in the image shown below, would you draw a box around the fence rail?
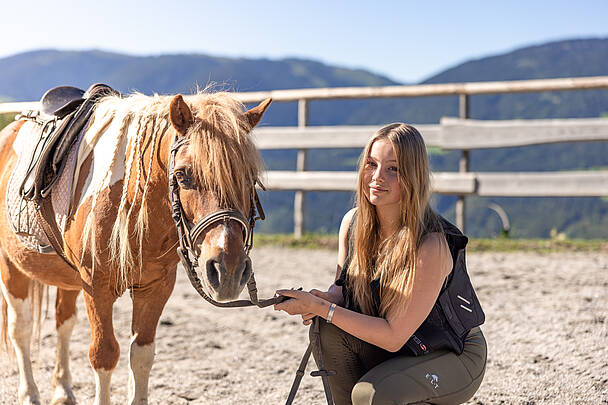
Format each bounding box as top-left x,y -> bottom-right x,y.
253,117 -> 608,150
263,170 -> 608,197
256,117 -> 608,197
2,76 -> 608,236
230,76 -> 608,102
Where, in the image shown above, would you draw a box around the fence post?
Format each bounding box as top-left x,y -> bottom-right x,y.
294,99 -> 308,238
456,94 -> 470,233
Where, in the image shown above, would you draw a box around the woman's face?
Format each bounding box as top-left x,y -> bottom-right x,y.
363,138 -> 402,209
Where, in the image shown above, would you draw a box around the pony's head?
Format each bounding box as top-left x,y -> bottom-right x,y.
168,93 -> 270,301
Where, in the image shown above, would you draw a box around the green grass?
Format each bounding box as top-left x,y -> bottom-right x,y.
467,237 -> 608,253
255,233 -> 340,250
0,113 -> 15,131
255,233 -> 608,253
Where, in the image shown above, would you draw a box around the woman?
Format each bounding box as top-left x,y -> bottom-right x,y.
274,123 -> 487,405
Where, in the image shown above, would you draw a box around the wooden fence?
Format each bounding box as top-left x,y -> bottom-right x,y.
242,76 -> 608,236
2,76 -> 608,236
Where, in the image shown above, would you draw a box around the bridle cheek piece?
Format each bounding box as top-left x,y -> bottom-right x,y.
168,135 -> 276,308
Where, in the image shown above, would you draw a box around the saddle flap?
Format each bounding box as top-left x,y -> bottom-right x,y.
40,86 -> 85,117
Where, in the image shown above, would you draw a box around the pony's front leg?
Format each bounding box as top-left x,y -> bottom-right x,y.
0,254 -> 41,405
51,288 -> 80,405
82,288 -> 119,405
128,268 -> 176,405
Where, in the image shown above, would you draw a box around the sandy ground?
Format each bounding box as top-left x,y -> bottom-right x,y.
1,248 -> 607,404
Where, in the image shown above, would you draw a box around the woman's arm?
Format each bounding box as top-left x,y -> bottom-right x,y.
275,233 -> 452,352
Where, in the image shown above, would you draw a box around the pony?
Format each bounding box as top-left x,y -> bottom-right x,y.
0,89 -> 271,405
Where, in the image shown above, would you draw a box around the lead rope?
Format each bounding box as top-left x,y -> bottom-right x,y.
285,317 -> 335,405
169,136 -> 289,308
169,135 -> 334,401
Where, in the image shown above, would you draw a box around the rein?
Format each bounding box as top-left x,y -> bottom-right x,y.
168,135 -> 285,308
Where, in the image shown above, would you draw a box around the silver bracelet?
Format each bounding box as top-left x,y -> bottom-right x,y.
326,303 -> 337,323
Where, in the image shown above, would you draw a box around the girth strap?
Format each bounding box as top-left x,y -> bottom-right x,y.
35,198 -> 78,272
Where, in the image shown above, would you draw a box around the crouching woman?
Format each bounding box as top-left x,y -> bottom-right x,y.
275,123 -> 487,404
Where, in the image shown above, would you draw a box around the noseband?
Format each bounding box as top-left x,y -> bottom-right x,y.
168,135 -> 282,308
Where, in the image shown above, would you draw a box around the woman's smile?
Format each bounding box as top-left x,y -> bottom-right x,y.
370,184 -> 387,194
364,139 -> 401,208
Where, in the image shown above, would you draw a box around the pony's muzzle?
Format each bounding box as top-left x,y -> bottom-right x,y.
205,256 -> 252,298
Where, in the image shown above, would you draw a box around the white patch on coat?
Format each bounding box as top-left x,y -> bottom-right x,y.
74,109 -> 138,215
128,334 -> 155,405
216,225 -> 230,251
52,314 -> 77,388
93,368 -> 112,405
0,281 -> 40,404
51,313 -> 77,404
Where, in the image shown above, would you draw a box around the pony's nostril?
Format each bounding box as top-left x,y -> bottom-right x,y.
205,259 -> 220,289
239,258 -> 252,287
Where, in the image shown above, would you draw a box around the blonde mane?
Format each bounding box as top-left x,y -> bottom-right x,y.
80,91 -> 263,289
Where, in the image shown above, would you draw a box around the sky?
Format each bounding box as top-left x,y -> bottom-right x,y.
1,1 -> 607,84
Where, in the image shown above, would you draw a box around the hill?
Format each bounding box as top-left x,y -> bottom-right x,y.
0,39 -> 607,237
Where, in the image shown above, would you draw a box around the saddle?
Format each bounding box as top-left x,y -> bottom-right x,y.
18,83 -> 119,202
10,83 -> 119,268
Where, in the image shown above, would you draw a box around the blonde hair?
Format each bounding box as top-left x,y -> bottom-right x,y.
187,94 -> 263,213
81,91 -> 262,289
348,123 -> 442,317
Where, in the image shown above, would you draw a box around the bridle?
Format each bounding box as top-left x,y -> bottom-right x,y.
168,135 -> 282,308
169,134 -> 335,405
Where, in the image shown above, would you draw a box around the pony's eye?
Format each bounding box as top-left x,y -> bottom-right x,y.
175,169 -> 194,188
174,170 -> 185,181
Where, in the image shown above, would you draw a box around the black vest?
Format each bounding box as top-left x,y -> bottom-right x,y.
336,214 -> 485,355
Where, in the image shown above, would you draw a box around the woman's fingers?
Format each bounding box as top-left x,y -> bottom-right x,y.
301,313 -> 315,321
309,289 -> 327,299
309,289 -> 322,295
301,313 -> 316,325
274,289 -> 327,319
274,289 -> 307,313
273,298 -> 293,313
275,290 -> 306,298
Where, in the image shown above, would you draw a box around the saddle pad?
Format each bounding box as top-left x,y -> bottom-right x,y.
6,120 -> 85,253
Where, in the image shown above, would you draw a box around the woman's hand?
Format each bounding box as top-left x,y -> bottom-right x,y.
274,289 -> 330,325
301,289 -> 335,325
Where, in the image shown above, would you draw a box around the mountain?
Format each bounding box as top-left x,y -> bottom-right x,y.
0,49 -> 396,126
0,38 -> 607,238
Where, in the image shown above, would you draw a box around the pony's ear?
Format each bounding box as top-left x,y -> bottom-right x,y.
244,98 -> 272,129
169,94 -> 194,136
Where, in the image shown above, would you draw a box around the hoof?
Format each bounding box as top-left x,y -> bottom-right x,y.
51,386 -> 76,405
18,396 -> 41,405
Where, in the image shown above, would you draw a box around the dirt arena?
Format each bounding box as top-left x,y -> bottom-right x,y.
1,247 -> 607,404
